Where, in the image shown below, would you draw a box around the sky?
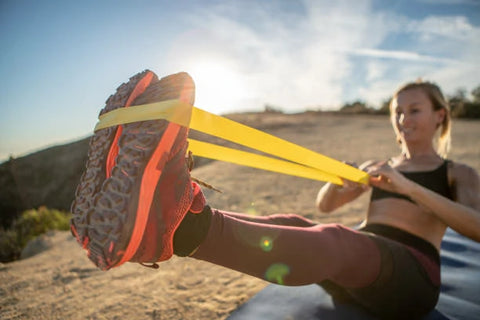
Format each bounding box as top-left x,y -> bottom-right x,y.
1,0 -> 479,162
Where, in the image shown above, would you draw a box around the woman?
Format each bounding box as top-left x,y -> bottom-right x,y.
71,72 -> 480,319
312,81 -> 480,317
181,81 -> 480,319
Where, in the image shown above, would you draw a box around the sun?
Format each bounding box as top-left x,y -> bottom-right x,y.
188,61 -> 246,114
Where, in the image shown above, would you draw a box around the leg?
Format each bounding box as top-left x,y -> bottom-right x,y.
192,208 -> 381,288
222,211 -> 317,227
175,207 -> 439,319
344,237 -> 440,319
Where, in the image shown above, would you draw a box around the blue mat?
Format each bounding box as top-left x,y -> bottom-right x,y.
227,228 -> 480,320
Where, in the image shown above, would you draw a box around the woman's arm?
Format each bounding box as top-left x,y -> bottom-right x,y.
316,161 -> 373,213
369,162 -> 480,242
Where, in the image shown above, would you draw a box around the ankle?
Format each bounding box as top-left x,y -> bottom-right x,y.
173,205 -> 212,257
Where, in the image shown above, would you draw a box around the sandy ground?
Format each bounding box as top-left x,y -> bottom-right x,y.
1,113 -> 479,320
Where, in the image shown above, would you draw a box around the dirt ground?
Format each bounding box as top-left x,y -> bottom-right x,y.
1,112 -> 479,320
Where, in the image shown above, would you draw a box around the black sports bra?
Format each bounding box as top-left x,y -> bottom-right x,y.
370,160 -> 454,203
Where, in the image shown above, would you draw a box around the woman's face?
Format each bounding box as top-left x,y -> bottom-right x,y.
391,88 -> 445,146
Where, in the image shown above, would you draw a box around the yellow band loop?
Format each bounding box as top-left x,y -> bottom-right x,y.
188,139 -> 342,184
94,100 -> 192,132
189,107 -> 369,185
94,99 -> 369,185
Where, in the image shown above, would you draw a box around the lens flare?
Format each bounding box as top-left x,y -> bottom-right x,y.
265,263 -> 290,285
260,236 -> 273,252
246,202 -> 257,215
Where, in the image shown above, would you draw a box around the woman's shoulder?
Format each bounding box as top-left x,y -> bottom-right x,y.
447,160 -> 480,205
448,160 -> 480,182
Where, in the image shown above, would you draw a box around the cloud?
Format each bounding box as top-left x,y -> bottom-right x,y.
163,0 -> 479,113
417,0 -> 480,5
165,0 -> 392,112
352,48 -> 459,64
354,12 -> 480,106
408,15 -> 476,41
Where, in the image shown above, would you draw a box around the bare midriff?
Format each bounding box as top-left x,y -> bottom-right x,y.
366,199 -> 447,252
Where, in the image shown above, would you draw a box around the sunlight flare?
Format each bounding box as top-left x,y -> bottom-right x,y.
189,61 -> 247,114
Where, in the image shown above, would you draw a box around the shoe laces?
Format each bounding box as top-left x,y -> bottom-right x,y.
187,151 -> 222,193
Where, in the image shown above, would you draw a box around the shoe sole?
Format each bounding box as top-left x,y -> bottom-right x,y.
71,70 -> 156,248
71,71 -> 195,270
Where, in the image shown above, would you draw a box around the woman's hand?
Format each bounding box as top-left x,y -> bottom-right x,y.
339,177 -> 369,192
367,162 -> 414,196
316,161 -> 370,213
338,161 -> 369,191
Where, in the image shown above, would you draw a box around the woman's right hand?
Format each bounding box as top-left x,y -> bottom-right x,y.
339,161 -> 371,191
316,161 -> 371,213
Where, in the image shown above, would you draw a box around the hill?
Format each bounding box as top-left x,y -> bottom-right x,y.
0,138 -> 89,228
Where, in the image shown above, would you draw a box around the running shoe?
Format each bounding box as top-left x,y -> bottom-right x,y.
71,70 -> 204,270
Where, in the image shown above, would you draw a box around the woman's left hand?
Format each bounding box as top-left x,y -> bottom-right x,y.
367,162 -> 414,196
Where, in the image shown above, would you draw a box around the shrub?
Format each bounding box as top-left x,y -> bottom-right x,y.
0,206 -> 71,262
340,101 -> 376,114
462,102 -> 480,119
264,104 -> 284,113
0,228 -> 23,262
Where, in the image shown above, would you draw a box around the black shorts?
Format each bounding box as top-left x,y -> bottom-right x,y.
320,224 -> 440,319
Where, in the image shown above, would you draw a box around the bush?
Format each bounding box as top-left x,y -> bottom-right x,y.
0,228 -> 23,262
0,206 -> 71,262
462,102 -> 480,119
340,101 -> 376,114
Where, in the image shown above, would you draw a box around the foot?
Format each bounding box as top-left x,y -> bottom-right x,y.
71,70 -> 204,270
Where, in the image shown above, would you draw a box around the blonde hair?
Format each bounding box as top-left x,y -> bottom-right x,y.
390,80 -> 451,158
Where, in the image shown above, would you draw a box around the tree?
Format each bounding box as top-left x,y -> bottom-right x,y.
448,88 -> 468,118
471,85 -> 480,103
377,97 -> 392,115
340,101 -> 373,114
449,85 -> 480,119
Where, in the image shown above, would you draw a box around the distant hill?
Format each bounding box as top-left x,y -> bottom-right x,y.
0,138 -> 90,228
0,111 -> 266,228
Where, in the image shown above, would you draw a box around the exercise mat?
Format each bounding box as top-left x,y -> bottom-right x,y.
227,228 -> 480,320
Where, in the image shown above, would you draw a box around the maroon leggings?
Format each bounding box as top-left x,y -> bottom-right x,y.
190,209 -> 440,318
193,209 -> 380,287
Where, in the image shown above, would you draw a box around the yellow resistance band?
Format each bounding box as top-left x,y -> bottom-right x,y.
188,139 -> 341,183
95,99 -> 369,185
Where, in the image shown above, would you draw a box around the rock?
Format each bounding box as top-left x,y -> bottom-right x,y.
20,230 -> 56,259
